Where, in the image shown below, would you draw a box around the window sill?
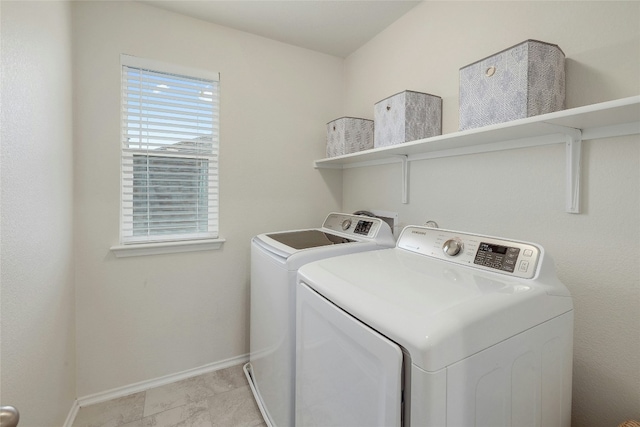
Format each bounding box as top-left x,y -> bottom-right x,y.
110,238 -> 226,258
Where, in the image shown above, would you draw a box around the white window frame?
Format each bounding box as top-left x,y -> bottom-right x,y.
111,55 -> 224,257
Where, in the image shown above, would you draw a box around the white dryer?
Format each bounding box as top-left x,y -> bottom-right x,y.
296,225 -> 574,427
246,213 -> 395,427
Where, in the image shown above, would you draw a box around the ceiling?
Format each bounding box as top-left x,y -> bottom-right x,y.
140,0 -> 422,58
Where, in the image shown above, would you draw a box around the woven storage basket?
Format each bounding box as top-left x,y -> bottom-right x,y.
618,421 -> 640,427
459,39 -> 565,130
326,117 -> 374,157
374,90 -> 442,148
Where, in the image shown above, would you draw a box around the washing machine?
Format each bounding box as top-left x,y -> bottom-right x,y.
296,225 -> 574,427
245,212 -> 395,427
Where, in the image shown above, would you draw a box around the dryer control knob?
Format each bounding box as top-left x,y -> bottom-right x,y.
342,219 -> 352,231
443,239 -> 464,257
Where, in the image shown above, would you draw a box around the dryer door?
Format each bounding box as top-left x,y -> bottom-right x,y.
296,282 -> 403,427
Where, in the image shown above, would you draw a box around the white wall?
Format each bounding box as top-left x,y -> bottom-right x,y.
0,1 -> 76,425
341,2 -> 639,426
72,1 -> 343,396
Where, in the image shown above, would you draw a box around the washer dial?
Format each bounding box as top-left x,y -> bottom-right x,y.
341,219 -> 352,231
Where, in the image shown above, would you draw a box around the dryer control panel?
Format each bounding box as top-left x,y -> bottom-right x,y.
397,226 -> 541,279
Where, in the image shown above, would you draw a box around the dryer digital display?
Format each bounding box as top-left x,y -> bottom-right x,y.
474,242 -> 520,273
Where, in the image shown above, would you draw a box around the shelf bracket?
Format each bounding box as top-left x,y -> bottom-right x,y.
565,129 -> 583,214
393,155 -> 409,204
541,123 -> 583,213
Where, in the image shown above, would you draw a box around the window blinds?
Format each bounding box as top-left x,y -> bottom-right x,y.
121,56 -> 220,243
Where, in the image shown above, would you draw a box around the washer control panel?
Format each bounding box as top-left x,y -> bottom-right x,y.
322,213 -> 381,238
398,226 -> 541,279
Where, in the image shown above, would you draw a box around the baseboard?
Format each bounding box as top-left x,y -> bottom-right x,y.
63,400 -> 80,427
63,353 -> 249,427
243,363 -> 273,427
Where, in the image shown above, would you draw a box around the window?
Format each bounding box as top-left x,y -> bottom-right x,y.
118,55 -> 220,251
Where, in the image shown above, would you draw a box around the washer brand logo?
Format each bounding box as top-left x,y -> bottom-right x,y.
411,230 -> 427,235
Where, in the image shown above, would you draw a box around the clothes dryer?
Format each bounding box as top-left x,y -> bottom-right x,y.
246,213 -> 395,427
296,225 -> 573,427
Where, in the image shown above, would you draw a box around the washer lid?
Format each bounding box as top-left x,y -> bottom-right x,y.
297,246 -> 573,372
266,229 -> 355,250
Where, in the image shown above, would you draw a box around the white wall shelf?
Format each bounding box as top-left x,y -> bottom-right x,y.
314,96 -> 640,213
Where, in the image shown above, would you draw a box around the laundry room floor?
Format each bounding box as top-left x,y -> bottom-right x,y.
71,363 -> 266,427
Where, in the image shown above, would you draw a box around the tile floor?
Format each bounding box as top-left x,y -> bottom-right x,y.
72,364 -> 267,427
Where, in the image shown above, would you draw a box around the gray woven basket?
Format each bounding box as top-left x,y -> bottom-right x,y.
459,39 -> 565,130
326,117 -> 374,157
